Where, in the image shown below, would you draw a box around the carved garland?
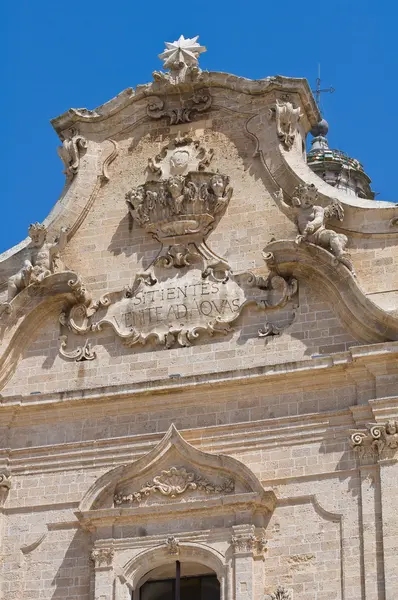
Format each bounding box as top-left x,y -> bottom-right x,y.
114,466 -> 235,505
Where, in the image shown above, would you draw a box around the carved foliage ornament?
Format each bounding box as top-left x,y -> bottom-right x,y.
264,587 -> 292,600
350,420 -> 398,457
231,534 -> 267,555
147,89 -> 212,125
91,548 -> 114,568
268,99 -> 302,150
277,183 -> 355,275
114,466 -> 234,505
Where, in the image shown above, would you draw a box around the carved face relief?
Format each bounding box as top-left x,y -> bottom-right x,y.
28,224 -> 47,247
127,186 -> 145,208
170,150 -> 190,175
168,176 -> 185,198
210,174 -> 226,198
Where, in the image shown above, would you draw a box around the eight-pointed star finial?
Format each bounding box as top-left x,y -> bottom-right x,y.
159,35 -> 206,70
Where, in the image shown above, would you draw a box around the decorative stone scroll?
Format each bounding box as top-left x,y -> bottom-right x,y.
57,129 -> 87,180
350,420 -> 398,457
147,89 -> 212,125
59,335 -> 96,362
277,184 -> 355,275
268,99 -> 302,150
60,268 -> 297,350
114,466 -> 234,505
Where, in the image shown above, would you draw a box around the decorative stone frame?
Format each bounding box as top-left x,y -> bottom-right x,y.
77,425 -> 276,600
121,543 -> 229,600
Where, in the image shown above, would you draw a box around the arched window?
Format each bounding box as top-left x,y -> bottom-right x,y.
136,561 -> 220,600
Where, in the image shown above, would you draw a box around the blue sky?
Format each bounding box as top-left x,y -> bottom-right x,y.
1,1 -> 394,253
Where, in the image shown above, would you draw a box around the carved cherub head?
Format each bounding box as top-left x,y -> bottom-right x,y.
291,183 -> 318,209
167,176 -> 185,199
210,174 -> 228,198
386,420 -> 397,435
28,222 -> 47,247
125,186 -> 145,209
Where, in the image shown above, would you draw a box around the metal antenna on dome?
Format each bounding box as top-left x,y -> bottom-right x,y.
312,64 -> 335,113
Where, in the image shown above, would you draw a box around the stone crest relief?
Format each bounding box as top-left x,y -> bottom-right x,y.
59,136 -> 298,352
126,134 -> 228,277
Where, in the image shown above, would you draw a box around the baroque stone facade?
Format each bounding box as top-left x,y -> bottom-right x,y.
0,35 -> 397,600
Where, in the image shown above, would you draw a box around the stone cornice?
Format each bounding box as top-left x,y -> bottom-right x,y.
50,73 -> 320,135
0,340 -> 398,415
0,404 -> 394,476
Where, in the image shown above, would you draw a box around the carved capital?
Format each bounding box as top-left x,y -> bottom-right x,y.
231,525 -> 267,557
91,547 -> 114,568
350,420 -> 398,458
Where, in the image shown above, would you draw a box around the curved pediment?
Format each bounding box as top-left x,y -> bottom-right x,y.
263,240 -> 398,343
77,425 -> 276,527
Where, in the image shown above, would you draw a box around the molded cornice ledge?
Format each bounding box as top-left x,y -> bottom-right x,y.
264,240 -> 398,343
50,74 -> 319,134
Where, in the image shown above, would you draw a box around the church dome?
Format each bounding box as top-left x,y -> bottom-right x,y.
307,120 -> 374,199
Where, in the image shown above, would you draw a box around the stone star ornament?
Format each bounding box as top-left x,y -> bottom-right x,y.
159,35 -> 206,69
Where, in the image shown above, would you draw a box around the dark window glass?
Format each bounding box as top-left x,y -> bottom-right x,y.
140,574 -> 219,600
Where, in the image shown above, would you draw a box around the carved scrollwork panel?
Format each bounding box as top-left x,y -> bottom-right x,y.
147,89 -> 212,125
114,466 -> 235,505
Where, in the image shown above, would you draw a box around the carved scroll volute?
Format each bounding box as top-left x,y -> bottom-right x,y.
350,420 -> 398,457
147,89 -> 212,125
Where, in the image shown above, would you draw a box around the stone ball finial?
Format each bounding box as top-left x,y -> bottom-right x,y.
310,119 -> 329,137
